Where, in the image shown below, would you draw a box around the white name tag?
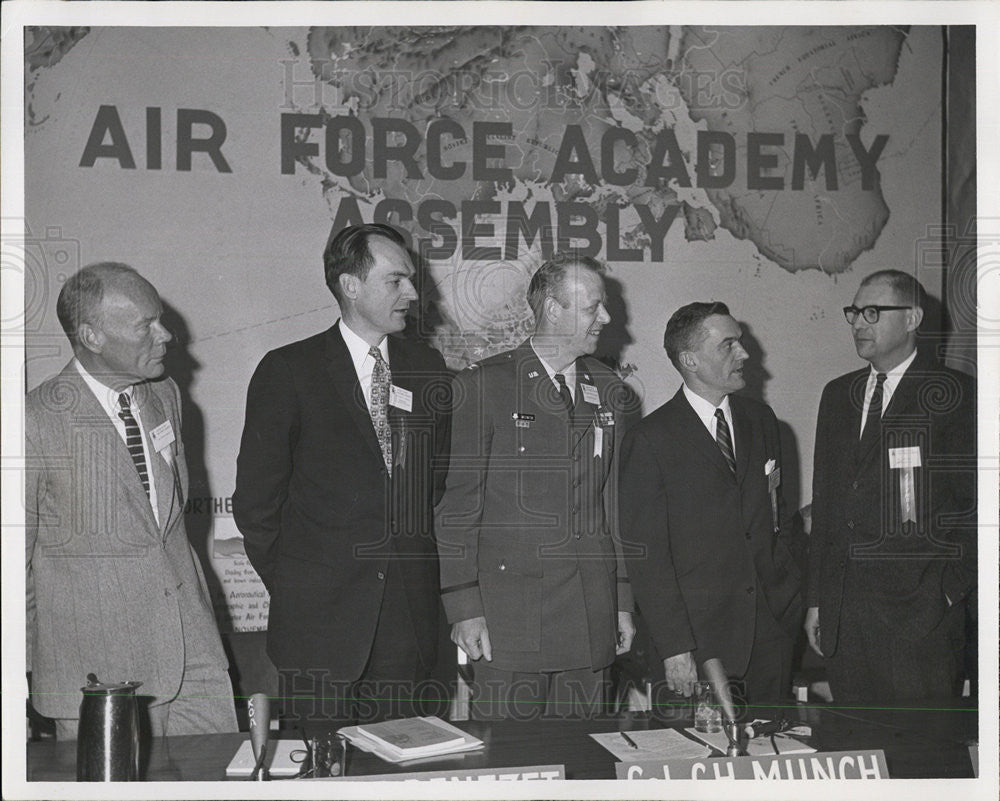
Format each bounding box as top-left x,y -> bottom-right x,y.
149,420 -> 175,452
580,383 -> 600,406
888,446 -> 921,469
389,385 -> 412,412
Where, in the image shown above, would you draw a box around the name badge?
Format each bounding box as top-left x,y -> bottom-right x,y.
512,412 -> 535,429
149,420 -> 175,452
888,446 -> 921,469
580,383 -> 600,406
389,384 -> 412,412
594,426 -> 604,458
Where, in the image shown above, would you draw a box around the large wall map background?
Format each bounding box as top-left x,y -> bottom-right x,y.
24,25 -> 947,630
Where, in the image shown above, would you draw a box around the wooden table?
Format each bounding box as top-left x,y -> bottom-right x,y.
26,700 -> 978,781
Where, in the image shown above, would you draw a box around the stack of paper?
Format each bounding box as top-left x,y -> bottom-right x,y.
343,716 -> 484,763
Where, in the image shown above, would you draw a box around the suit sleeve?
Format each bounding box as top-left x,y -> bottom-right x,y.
938,372 -> 977,603
766,406 -> 804,574
434,366 -> 490,623
233,351 -> 298,592
618,426 -> 696,658
806,385 -> 835,608
430,352 -> 453,509
607,380 -> 638,613
24,406 -> 42,675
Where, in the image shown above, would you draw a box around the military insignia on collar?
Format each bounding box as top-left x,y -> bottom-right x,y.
528,370 -> 539,378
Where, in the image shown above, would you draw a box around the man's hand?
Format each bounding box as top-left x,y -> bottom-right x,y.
804,606 -> 824,656
451,617 -> 492,661
616,611 -> 635,655
663,651 -> 697,696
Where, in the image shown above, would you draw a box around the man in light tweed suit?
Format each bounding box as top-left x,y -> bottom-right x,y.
25,262 -> 236,739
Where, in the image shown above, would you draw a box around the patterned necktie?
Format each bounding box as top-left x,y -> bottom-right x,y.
858,371 -> 887,459
554,373 -> 574,414
117,393 -> 150,497
714,407 -> 737,475
369,346 -> 393,472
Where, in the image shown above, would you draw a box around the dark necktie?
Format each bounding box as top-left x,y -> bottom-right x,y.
858,371 -> 887,459
554,373 -> 574,414
117,393 -> 150,498
369,346 -> 393,472
714,407 -> 737,475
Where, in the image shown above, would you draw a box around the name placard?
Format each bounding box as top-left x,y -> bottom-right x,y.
616,749 -> 888,780
313,764 -> 565,782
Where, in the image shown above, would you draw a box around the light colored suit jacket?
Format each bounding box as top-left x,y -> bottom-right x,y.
26,362 -> 228,719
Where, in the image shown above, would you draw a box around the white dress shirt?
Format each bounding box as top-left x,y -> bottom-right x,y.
339,318 -> 390,414
73,358 -> 159,524
530,338 -> 578,403
859,347 -> 917,437
683,383 -> 736,459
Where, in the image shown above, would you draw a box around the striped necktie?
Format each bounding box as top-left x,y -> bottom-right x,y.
369,346 -> 393,472
117,393 -> 150,497
714,407 -> 737,475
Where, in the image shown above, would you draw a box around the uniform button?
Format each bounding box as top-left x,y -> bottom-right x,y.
376,571 -> 385,581
745,532 -> 752,540
498,561 -> 507,571
572,505 -> 579,514
573,478 -> 581,487
851,481 -> 859,490
746,586 -> 755,595
847,520 -> 855,529
574,533 -> 581,540
518,446 -> 526,453
839,560 -> 846,569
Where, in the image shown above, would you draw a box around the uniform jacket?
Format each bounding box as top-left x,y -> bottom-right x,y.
807,349 -> 977,654
233,323 -> 451,678
618,388 -> 803,678
435,340 -> 634,672
25,363 -> 228,719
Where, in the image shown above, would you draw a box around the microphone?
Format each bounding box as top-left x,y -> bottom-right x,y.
247,693 -> 270,781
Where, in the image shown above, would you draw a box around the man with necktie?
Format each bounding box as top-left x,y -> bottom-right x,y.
619,302 -> 803,704
234,223 -> 451,732
806,270 -> 976,703
435,253 -> 635,719
26,262 -> 236,738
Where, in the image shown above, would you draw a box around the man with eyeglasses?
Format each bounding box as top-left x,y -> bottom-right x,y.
805,270 -> 976,703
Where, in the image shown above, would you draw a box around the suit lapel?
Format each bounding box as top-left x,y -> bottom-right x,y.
387,337 -> 409,473
323,323 -> 386,471
133,382 -> 177,532
731,397 -> 753,485
669,388 -> 736,482
62,366 -> 160,534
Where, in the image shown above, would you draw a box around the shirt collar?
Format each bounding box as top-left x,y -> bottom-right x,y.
340,319 -> 389,374
682,383 -> 731,427
73,358 -> 134,417
869,346 -> 917,383
529,338 -> 578,388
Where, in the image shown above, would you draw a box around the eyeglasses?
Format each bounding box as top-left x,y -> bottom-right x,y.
843,305 -> 911,324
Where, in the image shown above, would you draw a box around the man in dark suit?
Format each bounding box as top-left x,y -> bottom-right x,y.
806,270 -> 976,703
26,262 -> 236,738
233,224 -> 451,731
435,253 -> 635,719
619,302 -> 803,704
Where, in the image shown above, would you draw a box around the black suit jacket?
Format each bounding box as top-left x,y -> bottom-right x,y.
807,349 -> 976,654
619,388 -> 803,678
233,323 -> 451,678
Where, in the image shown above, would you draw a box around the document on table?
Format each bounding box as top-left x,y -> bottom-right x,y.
684,725 -> 816,756
590,729 -> 712,761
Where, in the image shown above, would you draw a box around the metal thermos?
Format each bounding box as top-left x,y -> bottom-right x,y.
76,674 -> 142,781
